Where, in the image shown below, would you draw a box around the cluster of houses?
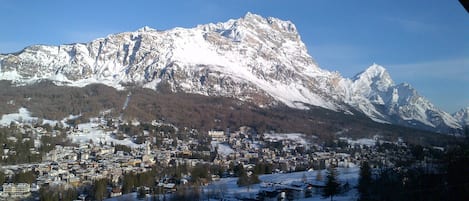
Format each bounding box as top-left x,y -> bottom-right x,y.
0,142 -> 156,199
210,127 -> 357,173
0,183 -> 32,199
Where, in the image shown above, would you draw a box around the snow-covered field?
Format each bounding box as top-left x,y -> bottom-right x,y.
0,107 -> 39,126
263,133 -> 309,146
105,167 -> 359,201
340,137 -> 377,147
70,122 -> 143,148
206,167 -> 359,201
211,141 -> 235,156
0,107 -> 61,127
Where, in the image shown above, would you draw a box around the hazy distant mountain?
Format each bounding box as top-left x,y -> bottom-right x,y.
0,12 -> 462,134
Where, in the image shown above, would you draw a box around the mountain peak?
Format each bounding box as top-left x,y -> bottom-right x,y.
237,12 -> 298,34
136,26 -> 156,32
357,63 -> 389,78
352,63 -> 394,91
364,63 -> 387,76
453,106 -> 469,125
243,12 -> 262,20
194,12 -> 301,51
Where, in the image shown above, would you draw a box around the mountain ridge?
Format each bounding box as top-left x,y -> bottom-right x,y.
0,13 -> 463,134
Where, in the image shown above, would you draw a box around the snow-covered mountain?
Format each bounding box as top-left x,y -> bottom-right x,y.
0,12 -> 462,134
453,107 -> 469,126
345,64 -> 461,133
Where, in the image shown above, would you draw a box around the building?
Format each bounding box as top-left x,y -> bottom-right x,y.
110,187 -> 122,197
208,131 -> 225,142
1,183 -> 31,198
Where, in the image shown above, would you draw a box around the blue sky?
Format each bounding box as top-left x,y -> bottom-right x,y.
0,0 -> 468,113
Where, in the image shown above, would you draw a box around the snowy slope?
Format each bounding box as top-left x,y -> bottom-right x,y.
0,13 -> 462,134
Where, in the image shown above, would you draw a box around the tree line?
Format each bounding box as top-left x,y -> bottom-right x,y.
357,141 -> 469,201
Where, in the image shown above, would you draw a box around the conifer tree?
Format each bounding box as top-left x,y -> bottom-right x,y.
358,161 -> 372,201
323,167 -> 340,201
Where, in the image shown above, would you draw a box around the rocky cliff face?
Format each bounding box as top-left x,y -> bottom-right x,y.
0,12 -> 462,134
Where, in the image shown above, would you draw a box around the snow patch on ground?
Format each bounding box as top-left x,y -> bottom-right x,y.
69,122 -> 143,148
340,137 -> 377,147
211,141 -> 235,156
0,107 -> 60,127
0,107 -> 38,126
263,133 -> 309,146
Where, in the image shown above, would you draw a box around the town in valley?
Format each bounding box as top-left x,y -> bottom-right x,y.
0,108 -> 460,200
